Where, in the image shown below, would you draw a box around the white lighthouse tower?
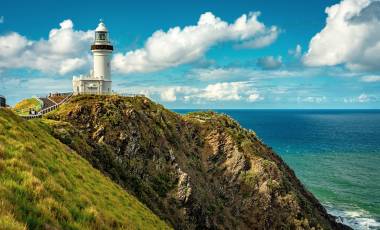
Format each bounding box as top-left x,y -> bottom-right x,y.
73,20 -> 113,94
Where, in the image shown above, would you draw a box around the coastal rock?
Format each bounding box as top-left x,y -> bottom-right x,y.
46,95 -> 351,230
177,168 -> 192,204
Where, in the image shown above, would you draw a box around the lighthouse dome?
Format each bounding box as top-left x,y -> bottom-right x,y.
96,20 -> 108,32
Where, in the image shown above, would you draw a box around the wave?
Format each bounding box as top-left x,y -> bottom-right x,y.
324,203 -> 380,230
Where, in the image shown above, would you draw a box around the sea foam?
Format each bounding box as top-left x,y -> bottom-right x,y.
325,204 -> 380,230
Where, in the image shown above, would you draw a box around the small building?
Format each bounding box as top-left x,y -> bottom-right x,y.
0,95 -> 6,107
73,20 -> 113,95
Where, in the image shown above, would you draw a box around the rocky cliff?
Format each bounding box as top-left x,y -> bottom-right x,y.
44,95 -> 349,230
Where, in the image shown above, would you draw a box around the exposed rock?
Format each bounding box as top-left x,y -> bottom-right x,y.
45,95 -> 351,230
177,168 -> 192,204
98,135 -> 104,144
93,125 -> 105,140
119,132 -> 127,141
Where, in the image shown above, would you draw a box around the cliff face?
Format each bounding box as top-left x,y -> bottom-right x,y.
45,95 -> 349,230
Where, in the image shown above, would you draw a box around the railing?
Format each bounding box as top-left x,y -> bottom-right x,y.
74,91 -> 145,97
49,92 -> 72,97
20,93 -> 73,120
118,93 -> 145,97
74,91 -> 115,95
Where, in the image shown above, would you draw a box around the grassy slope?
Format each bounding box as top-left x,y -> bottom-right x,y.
0,108 -> 171,230
12,98 -> 42,115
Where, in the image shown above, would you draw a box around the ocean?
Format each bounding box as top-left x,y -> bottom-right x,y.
175,109 -> 380,230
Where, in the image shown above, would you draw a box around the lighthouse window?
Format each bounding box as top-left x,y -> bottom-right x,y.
96,32 -> 107,41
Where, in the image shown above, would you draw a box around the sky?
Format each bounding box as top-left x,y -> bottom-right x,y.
1,0 -> 380,109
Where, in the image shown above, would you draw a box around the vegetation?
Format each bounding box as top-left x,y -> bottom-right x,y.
43,95 -> 347,230
12,98 -> 42,115
0,108 -> 171,230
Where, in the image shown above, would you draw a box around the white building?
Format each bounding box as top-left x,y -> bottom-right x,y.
73,20 -> 113,94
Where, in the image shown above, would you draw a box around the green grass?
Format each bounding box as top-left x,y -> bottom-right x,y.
0,108 -> 171,230
12,98 -> 42,115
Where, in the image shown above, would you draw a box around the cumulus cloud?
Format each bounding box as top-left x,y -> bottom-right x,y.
183,81 -> 262,103
235,26 -> 279,49
257,56 -> 282,70
0,19 -> 93,75
195,82 -> 246,101
160,88 -> 177,102
120,81 -> 262,103
112,12 -> 278,74
0,33 -> 29,57
361,75 -> 380,82
350,1 -> 380,23
59,58 -> 88,75
120,85 -> 197,102
303,0 -> 380,71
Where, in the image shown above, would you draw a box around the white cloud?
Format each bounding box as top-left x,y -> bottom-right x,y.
0,19 -> 93,75
247,93 -> 264,102
117,81 -> 261,103
198,82 -> 246,101
303,0 -> 380,71
183,81 -> 261,102
59,58 -> 88,75
344,93 -> 377,103
361,75 -> 380,82
0,33 -> 29,57
257,56 -> 282,70
297,96 -> 327,103
235,26 -> 279,49
160,88 -> 177,102
358,94 -> 370,102
0,16 -> 4,24
118,85 -> 198,102
289,44 -> 302,58
112,12 -> 278,74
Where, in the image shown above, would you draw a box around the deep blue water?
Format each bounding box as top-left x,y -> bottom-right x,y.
175,109 -> 380,230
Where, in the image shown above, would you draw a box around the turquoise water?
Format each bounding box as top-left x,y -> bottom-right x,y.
176,109 -> 380,229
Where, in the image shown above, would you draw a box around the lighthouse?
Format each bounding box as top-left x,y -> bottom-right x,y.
73,20 -> 113,94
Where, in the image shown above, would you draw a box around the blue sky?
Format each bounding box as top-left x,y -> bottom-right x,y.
1,0 -> 380,108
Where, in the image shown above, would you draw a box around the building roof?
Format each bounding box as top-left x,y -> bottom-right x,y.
95,20 -> 108,32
